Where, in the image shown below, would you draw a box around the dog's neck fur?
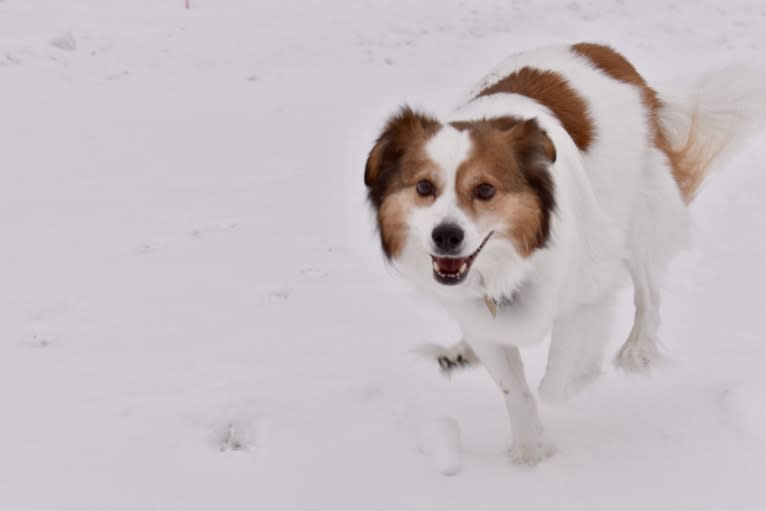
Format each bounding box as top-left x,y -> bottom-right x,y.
443,92 -> 625,327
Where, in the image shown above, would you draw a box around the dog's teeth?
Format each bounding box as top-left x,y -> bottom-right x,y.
459,262 -> 467,274
433,261 -> 439,272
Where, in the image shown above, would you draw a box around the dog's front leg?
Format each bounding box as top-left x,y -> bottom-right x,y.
467,340 -> 555,466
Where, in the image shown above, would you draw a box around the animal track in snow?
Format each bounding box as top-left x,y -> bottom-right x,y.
719,383 -> 766,440
211,419 -> 258,452
49,31 -> 77,52
22,332 -> 56,348
133,242 -> 157,255
299,267 -> 327,279
269,288 -> 291,301
190,222 -> 239,239
417,417 -> 462,476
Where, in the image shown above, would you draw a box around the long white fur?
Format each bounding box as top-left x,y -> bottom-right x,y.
659,66 -> 766,188
395,44 -> 766,465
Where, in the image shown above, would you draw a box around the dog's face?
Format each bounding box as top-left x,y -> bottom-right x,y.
365,107 -> 557,302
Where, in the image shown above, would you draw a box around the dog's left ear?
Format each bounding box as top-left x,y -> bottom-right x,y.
364,106 -> 440,204
507,118 -> 556,165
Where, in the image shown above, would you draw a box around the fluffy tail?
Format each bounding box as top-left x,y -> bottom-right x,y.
656,67 -> 766,202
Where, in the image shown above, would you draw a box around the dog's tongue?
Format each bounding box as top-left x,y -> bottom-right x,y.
434,256 -> 466,273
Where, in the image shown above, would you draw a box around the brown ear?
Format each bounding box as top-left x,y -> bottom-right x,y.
364,106 -> 440,204
507,118 -> 556,165
364,139 -> 388,188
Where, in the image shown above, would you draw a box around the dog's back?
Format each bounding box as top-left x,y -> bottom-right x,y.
450,43 -> 766,310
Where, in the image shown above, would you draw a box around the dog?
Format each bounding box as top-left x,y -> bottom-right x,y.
364,43 -> 766,465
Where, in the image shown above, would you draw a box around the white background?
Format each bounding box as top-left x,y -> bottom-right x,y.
1,1 -> 765,509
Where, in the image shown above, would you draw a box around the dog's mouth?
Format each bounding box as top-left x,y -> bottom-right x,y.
431,232 -> 493,286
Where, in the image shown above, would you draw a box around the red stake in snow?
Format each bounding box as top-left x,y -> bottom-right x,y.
185,0 -> 189,9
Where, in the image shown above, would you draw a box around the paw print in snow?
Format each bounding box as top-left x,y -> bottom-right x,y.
300,267 -> 327,279
212,419 -> 257,453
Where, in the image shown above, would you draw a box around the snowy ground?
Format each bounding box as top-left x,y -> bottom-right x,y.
2,1 -> 766,509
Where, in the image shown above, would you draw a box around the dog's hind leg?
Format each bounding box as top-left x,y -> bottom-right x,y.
614,148 -> 684,372
615,147 -> 689,371
614,262 -> 664,372
539,295 -> 614,403
468,340 -> 555,465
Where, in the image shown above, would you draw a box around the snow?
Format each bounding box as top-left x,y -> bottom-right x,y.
1,0 -> 766,509
417,417 -> 462,476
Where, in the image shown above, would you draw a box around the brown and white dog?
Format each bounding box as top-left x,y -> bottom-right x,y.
364,43 -> 766,465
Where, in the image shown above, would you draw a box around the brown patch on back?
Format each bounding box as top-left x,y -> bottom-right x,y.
364,106 -> 442,258
475,67 -> 595,151
452,118 -> 556,257
572,42 -> 648,88
572,42 -> 705,202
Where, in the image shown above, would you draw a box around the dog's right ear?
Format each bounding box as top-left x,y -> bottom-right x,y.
363,138 -> 388,188
364,106 -> 440,204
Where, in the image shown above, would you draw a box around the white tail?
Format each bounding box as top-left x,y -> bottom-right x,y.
657,66 -> 766,202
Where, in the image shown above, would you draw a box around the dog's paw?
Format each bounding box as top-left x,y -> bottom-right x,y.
507,439 -> 556,467
414,341 -> 477,376
614,336 -> 664,373
437,353 -> 471,372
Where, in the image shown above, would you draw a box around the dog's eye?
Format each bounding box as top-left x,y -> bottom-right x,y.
475,183 -> 496,201
416,179 -> 435,197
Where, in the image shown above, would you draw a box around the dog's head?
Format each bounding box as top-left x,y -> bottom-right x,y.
364,106 -> 557,301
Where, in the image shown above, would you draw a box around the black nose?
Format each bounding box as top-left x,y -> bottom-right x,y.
432,223 -> 464,253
